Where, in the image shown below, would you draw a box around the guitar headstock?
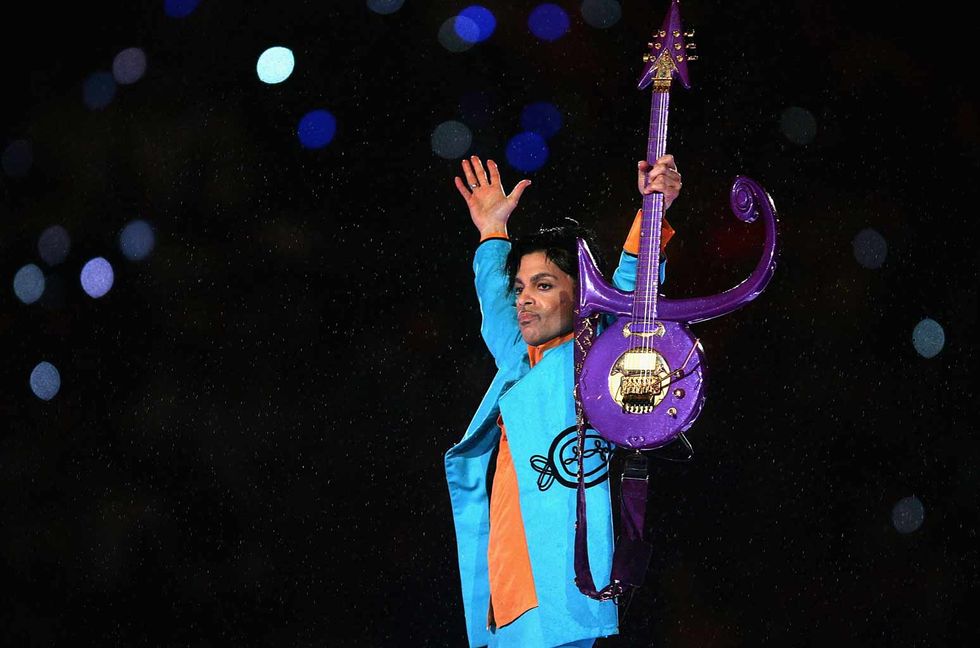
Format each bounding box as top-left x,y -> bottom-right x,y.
637,0 -> 697,92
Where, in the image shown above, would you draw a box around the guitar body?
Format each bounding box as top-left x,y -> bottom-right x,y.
579,316 -> 705,449
573,0 -> 779,603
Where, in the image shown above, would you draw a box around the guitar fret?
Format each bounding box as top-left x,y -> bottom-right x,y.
632,91 -> 671,324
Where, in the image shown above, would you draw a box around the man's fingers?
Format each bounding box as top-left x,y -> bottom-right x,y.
471,155 -> 491,185
508,179 -> 532,203
655,154 -> 676,170
487,159 -> 502,186
461,159 -> 479,188
454,176 -> 474,200
641,174 -> 682,195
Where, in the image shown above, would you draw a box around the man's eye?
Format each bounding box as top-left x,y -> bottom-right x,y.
538,283 -> 552,290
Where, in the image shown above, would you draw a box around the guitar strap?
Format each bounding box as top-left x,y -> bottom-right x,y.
572,314 -> 692,604
573,406 -> 653,602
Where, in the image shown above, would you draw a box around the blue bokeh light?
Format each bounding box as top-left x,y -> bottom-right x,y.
38,225 -> 71,266
439,16 -> 477,53
83,72 -> 116,111
297,110 -> 337,149
165,0 -> 201,18
506,132 -> 549,173
13,264 -> 45,304
457,6 -> 497,43
120,220 -> 156,261
31,361 -> 61,401
912,318 -> 945,359
521,101 -> 563,139
113,47 -> 147,85
529,4 -> 571,42
453,15 -> 481,43
257,46 -> 295,84
80,257 -> 115,298
367,0 -> 404,14
2,139 -> 33,177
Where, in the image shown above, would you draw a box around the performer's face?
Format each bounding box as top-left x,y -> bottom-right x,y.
514,251 -> 576,346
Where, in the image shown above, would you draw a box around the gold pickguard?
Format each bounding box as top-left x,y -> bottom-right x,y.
608,348 -> 671,414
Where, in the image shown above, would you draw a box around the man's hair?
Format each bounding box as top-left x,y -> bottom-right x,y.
505,218 -> 605,290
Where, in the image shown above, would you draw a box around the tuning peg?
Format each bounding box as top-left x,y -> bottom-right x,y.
647,41 -> 654,48
684,30 -> 695,38
686,55 -> 699,61
686,43 -> 697,49
672,30 -> 681,38
643,54 -> 652,62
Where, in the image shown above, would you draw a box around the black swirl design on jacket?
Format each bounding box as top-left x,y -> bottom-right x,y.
529,426 -> 612,491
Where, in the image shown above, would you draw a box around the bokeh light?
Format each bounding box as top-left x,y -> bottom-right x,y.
119,220 -> 156,261
780,106 -> 817,145
581,0 -> 622,29
432,121 -> 473,159
439,16 -> 477,53
453,15 -> 481,43
30,361 -> 61,401
457,6 -> 496,43
506,132 -> 549,172
521,101 -> 563,139
39,225 -> 71,266
2,139 -> 33,177
112,47 -> 147,85
164,0 -> 201,18
80,257 -> 115,298
912,318 -> 945,358
297,110 -> 337,149
83,72 -> 117,110
891,495 -> 924,534
13,264 -> 45,304
367,0 -> 404,15
257,47 -> 295,84
529,4 -> 571,42
852,227 -> 887,269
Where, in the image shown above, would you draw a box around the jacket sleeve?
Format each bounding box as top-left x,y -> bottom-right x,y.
612,206 -> 671,291
473,238 -> 523,365
612,252 -> 667,291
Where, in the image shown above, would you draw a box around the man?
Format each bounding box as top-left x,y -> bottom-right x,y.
445,155 -> 681,647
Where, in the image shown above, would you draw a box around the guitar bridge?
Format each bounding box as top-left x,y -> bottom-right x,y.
619,374 -> 665,414
609,348 -> 671,414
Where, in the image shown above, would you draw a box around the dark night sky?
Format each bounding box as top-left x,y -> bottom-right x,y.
1,1 -> 976,646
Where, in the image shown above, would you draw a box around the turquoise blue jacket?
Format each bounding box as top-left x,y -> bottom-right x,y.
445,238 -> 647,647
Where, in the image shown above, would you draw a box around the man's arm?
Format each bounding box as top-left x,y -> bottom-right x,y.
613,154 -> 681,290
455,156 -> 532,363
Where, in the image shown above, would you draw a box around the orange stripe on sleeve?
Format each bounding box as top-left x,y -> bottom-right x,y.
624,208 -> 674,255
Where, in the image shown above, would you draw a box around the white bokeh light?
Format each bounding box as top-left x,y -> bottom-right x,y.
431,121 -> 473,159
256,47 -> 295,84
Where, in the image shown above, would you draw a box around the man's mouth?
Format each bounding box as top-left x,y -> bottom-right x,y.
518,312 -> 537,326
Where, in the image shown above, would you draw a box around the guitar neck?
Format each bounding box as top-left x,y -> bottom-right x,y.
633,90 -> 670,322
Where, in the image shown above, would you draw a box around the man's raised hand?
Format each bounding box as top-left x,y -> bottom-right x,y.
637,154 -> 682,209
454,156 -> 532,239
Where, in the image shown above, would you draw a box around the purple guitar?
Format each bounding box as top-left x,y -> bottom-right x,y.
575,0 -> 779,451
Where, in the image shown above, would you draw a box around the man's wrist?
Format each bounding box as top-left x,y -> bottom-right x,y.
479,227 -> 508,242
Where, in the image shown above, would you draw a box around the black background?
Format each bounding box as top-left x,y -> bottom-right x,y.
1,1 -> 975,645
